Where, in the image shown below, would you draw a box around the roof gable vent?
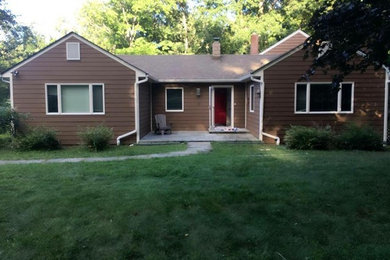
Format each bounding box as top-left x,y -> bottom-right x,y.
66,42 -> 80,60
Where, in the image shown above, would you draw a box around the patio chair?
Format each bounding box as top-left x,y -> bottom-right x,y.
154,114 -> 172,135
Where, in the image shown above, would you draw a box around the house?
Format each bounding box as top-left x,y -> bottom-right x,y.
1,30 -> 389,145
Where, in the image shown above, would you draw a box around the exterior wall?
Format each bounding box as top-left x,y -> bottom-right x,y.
263,49 -> 386,143
139,82 -> 151,138
246,82 -> 260,138
152,83 -> 246,131
12,36 -> 136,145
263,33 -> 307,55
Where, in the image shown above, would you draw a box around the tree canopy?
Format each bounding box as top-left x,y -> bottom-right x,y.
0,0 -> 44,105
78,0 -> 327,55
305,0 -> 390,82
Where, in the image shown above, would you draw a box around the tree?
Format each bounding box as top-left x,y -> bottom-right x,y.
0,0 -> 45,105
305,0 -> 390,82
78,0 -> 191,54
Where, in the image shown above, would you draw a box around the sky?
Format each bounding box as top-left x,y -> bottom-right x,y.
6,0 -> 87,40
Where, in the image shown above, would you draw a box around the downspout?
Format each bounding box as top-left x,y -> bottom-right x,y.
384,66 -> 389,144
116,74 -> 149,145
250,76 -> 280,145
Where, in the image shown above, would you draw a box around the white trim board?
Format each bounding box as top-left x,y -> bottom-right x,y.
260,29 -> 309,55
294,82 -> 354,114
209,85 -> 235,128
165,86 -> 184,112
1,32 -> 148,78
45,83 -> 105,115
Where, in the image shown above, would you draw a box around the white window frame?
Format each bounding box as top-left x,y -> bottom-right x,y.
45,83 -> 105,115
294,82 -> 354,114
165,87 -> 184,112
249,85 -> 255,112
66,42 -> 80,60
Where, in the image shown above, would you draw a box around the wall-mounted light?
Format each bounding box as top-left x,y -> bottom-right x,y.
196,88 -> 201,96
256,88 -> 261,98
12,71 -> 19,77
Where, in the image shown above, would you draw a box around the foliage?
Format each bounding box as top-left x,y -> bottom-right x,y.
79,125 -> 113,151
284,125 -> 333,150
14,127 -> 61,151
77,0 -> 327,55
334,123 -> 384,151
0,144 -> 389,258
0,0 -> 45,104
0,133 -> 11,148
305,0 -> 390,83
0,106 -> 26,136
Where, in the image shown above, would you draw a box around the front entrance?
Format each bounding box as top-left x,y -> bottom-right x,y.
214,88 -> 227,125
209,86 -> 233,129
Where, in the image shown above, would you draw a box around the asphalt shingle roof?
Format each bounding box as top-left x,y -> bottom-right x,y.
119,54 -> 279,82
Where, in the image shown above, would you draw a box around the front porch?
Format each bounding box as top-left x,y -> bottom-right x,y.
139,131 -> 259,144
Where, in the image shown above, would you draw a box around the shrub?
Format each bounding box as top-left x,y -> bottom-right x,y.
335,123 -> 383,151
0,133 -> 12,149
79,125 -> 113,151
0,106 -> 26,136
15,127 -> 61,151
284,125 -> 333,150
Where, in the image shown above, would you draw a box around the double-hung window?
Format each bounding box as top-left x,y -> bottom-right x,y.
295,82 -> 354,114
46,83 -> 104,114
165,87 -> 184,112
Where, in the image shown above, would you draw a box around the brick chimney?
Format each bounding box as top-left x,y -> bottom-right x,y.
250,33 -> 259,55
212,37 -> 221,57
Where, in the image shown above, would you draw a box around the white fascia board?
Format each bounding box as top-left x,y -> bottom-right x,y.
260,29 -> 309,55
2,32 -> 148,77
252,45 -> 304,75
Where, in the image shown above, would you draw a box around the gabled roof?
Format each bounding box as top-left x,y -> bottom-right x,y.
260,29 -> 309,55
119,54 -> 279,82
1,32 -> 148,78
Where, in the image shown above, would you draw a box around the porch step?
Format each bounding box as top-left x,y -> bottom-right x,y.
208,127 -> 250,133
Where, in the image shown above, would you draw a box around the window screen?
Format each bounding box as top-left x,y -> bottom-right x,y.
296,84 -> 307,112
341,83 -> 352,112
61,85 -> 89,113
310,83 -> 338,112
166,88 -> 183,111
47,85 -> 58,113
93,85 -> 103,113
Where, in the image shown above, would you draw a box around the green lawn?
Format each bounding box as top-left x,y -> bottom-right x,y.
0,143 -> 389,259
0,143 -> 186,160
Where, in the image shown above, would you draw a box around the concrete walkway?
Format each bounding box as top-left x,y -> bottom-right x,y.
0,142 -> 212,166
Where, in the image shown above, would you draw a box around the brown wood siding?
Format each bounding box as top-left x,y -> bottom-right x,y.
152,83 -> 245,131
263,33 -> 307,55
263,49 -> 386,143
139,82 -> 151,138
12,36 -> 137,145
246,83 -> 260,138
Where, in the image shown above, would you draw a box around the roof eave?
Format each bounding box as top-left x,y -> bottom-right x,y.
251,44 -> 304,75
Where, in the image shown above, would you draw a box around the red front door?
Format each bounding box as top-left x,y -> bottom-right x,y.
214,88 -> 227,125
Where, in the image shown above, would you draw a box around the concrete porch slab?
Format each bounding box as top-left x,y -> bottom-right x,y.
139,131 -> 259,144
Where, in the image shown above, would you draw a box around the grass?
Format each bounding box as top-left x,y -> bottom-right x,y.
0,137 -> 186,160
0,143 -> 389,259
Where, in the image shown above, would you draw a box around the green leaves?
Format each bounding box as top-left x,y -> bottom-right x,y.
78,0 -> 326,55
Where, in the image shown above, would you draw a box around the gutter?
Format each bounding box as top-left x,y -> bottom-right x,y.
116,74 -> 149,145
250,76 -> 280,145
